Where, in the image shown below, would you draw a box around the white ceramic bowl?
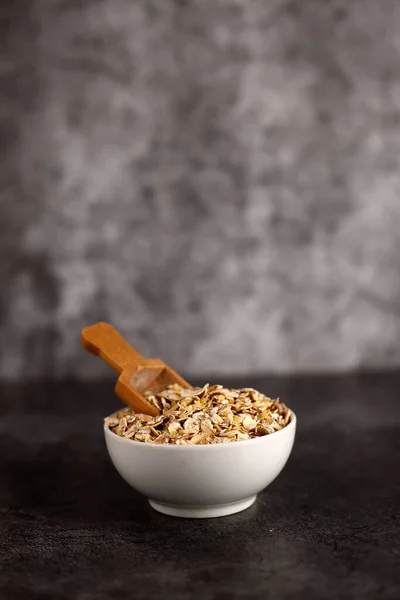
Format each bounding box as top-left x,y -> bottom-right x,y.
104,412 -> 296,519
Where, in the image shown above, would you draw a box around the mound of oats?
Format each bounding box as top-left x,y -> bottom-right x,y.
105,384 -> 291,445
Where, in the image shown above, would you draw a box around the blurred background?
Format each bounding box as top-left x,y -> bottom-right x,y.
1,0 -> 400,380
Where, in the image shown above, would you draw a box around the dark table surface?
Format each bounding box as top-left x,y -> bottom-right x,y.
0,372 -> 399,599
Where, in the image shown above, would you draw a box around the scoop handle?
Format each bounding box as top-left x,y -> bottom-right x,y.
81,322 -> 147,374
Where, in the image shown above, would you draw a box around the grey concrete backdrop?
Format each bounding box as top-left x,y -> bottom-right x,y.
1,0 -> 400,379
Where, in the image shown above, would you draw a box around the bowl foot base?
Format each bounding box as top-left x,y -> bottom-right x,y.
148,495 -> 257,519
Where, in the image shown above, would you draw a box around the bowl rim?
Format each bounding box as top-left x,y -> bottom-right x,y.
104,409 -> 296,451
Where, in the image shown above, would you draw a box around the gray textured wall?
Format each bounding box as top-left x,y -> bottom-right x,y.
1,0 -> 400,379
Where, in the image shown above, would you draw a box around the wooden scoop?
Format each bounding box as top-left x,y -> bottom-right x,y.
81,322 -> 192,416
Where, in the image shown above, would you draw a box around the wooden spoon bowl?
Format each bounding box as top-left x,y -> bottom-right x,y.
81,322 -> 192,416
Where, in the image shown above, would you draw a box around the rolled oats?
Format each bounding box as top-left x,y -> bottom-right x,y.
105,383 -> 291,445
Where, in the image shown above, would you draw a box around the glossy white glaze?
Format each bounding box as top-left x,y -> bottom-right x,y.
104,412 -> 296,518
